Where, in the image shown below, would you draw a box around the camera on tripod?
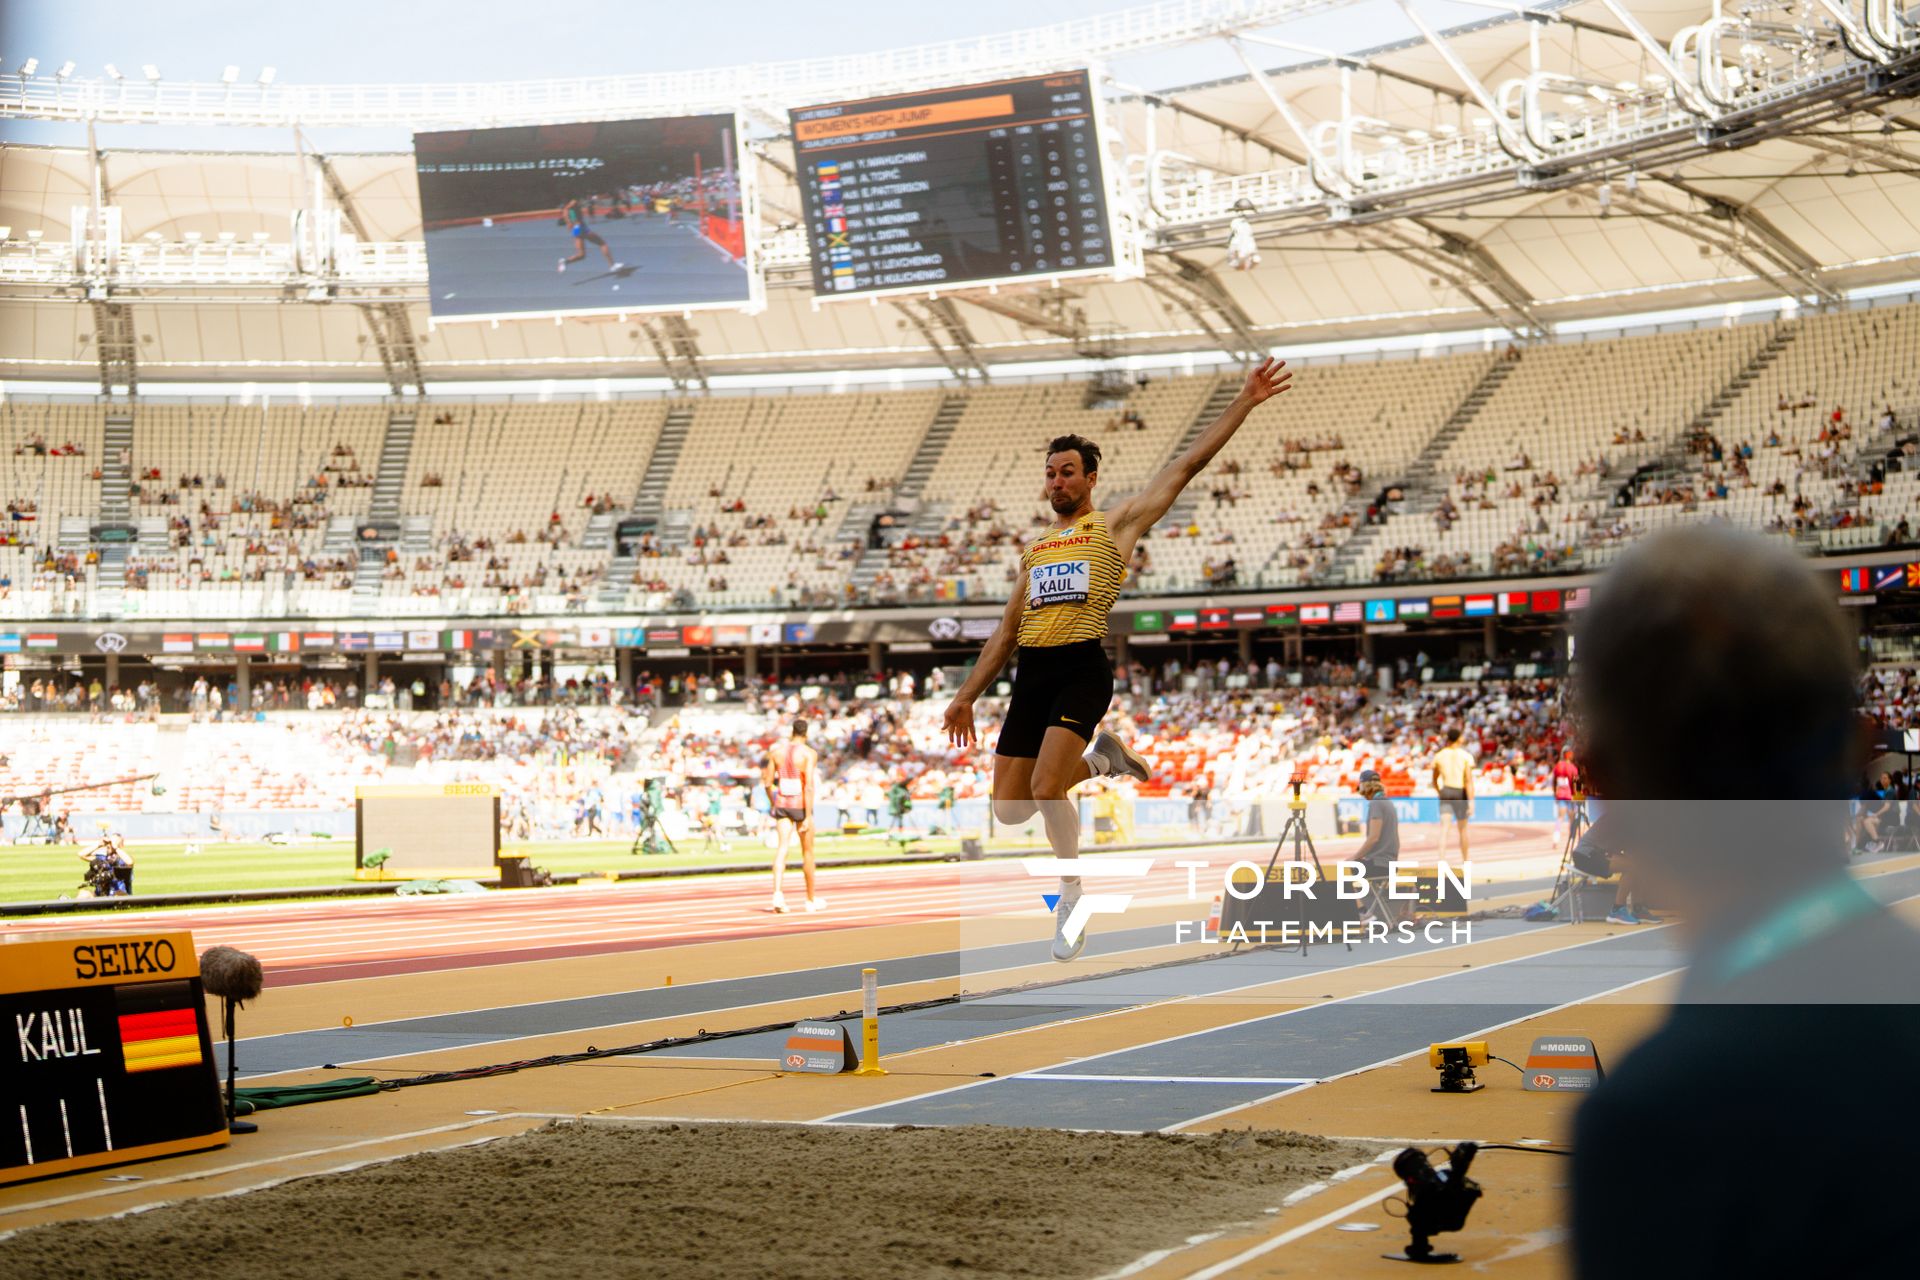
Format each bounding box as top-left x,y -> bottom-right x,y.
1384,1142 -> 1482,1263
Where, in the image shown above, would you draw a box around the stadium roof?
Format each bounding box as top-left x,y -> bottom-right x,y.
2,0 -> 1917,387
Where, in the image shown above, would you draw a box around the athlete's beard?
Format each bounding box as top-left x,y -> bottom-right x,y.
1047,490 -> 1080,515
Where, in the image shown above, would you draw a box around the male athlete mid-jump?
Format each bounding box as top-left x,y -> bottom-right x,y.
942,358 -> 1293,959
558,195 -> 621,273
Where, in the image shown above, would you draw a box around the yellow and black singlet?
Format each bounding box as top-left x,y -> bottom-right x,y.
1016,510 -> 1126,647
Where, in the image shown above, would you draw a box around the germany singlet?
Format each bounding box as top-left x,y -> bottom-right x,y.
1016,510 -> 1126,647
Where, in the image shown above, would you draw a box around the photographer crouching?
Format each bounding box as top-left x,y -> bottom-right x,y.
76,825 -> 134,898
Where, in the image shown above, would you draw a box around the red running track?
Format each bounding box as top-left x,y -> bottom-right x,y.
2,827 -> 1550,986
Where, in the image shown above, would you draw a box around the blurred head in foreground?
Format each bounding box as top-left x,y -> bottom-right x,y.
1574,524 -> 1859,924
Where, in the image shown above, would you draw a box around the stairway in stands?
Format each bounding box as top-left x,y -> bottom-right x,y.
1149,375 -> 1240,535
1307,353 -> 1517,586
92,409 -> 135,616
847,392 -> 966,597
350,407 -> 418,612
597,403 -> 696,607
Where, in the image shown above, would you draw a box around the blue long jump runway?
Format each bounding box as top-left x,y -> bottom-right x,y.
821,927 -> 1688,1132
424,215 -> 748,318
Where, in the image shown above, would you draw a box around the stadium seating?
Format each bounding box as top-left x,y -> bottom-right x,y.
5,301 -> 1919,618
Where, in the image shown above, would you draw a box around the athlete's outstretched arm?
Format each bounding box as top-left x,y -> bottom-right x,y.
942,587 -> 1027,746
1110,358 -> 1290,541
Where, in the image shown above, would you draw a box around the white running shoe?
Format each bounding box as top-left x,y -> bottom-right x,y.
557,258 -> 567,273
770,891 -> 788,914
1087,730 -> 1151,782
1051,880 -> 1086,962
805,896 -> 826,913
612,262 -> 627,272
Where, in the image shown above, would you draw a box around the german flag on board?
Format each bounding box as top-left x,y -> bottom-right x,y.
116,980 -> 205,1074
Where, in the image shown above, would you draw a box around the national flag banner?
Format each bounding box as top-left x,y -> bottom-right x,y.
1498,592 -> 1530,616
1530,590 -> 1563,613
1200,608 -> 1231,629
473,629 -> 502,650
713,625 -> 749,646
1871,565 -> 1904,591
26,633 -> 58,650
163,634 -> 194,654
1169,611 -> 1198,630
1398,599 -> 1431,620
511,629 -> 543,649
302,631 -> 335,648
1564,587 -> 1591,611
784,623 -> 816,644
1300,604 -> 1331,625
1431,596 -> 1464,619
0,635 -> 21,653
750,622 -> 782,646
577,627 -> 614,648
1232,609 -> 1265,624
115,981 -> 204,1075
406,630 -> 439,651
647,628 -> 683,645
1265,604 -> 1298,627
373,632 -> 406,651
232,634 -> 266,652
444,629 -> 475,650
1365,599 -> 1397,623
1332,601 -> 1364,622
1840,566 -> 1869,592
197,633 -> 230,650
682,625 -> 715,647
271,632 -> 300,653
1907,563 -> 1920,589
1464,595 -> 1495,617
339,632 -> 370,651
614,628 -> 645,647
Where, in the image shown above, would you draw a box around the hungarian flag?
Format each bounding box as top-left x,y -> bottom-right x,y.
116,981 -> 203,1075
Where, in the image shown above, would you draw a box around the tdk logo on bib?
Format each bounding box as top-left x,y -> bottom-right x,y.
1029,560 -> 1091,607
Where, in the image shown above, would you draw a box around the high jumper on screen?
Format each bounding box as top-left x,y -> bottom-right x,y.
558,195 -> 621,273
942,357 -> 1293,960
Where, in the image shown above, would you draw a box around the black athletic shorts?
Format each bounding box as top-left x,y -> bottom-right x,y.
995,640 -> 1113,758
1438,786 -> 1469,822
771,806 -> 807,824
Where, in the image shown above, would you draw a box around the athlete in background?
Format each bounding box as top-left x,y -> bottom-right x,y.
762,720 -> 824,913
943,358 -> 1292,959
558,196 -> 620,273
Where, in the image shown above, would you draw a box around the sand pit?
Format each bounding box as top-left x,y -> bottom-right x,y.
1,1121 -> 1386,1279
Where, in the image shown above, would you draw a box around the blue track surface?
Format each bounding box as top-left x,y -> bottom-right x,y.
424,215 -> 748,318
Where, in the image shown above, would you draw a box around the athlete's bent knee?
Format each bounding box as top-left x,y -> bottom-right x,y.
994,799 -> 1038,825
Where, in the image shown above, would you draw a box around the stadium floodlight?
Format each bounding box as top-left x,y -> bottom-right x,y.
257,66 -> 276,85
104,64 -> 123,80
16,58 -> 38,77
142,64 -> 161,82
57,61 -> 76,80
221,66 -> 239,85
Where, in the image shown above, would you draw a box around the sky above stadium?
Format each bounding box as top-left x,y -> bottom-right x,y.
0,0 -> 1494,150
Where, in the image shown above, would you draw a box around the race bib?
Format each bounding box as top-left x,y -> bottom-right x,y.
778,777 -> 804,799
1028,560 -> 1091,609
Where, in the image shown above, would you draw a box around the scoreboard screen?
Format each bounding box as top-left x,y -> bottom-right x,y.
2,931 -> 227,1186
790,69 -> 1116,298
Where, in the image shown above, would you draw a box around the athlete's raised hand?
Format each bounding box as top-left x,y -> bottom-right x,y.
1239,356 -> 1292,407
943,697 -> 977,748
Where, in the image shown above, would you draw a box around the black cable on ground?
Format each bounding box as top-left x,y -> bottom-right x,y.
344,933 -> 1301,1091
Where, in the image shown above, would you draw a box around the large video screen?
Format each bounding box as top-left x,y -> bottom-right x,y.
413,115 -> 754,321
789,70 -> 1116,298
